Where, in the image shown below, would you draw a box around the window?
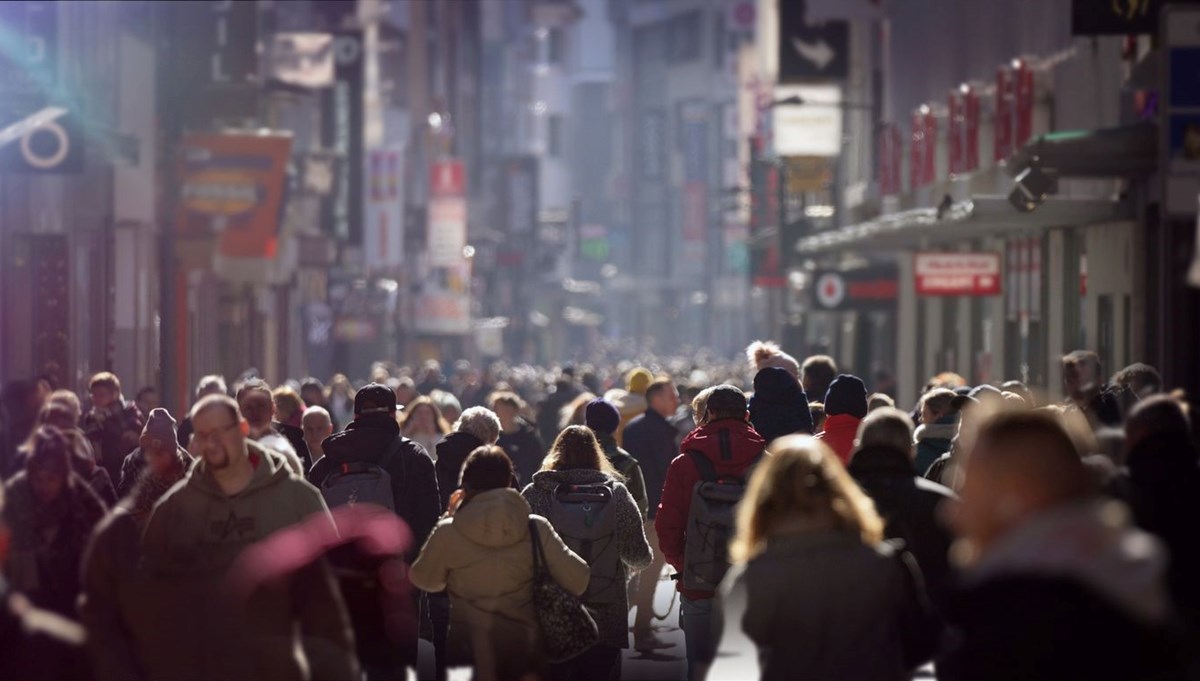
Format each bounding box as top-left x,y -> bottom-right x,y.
667,12 -> 701,63
548,114 -> 563,157
548,27 -> 566,65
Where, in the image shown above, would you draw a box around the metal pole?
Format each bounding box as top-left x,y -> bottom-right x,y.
156,2 -> 181,413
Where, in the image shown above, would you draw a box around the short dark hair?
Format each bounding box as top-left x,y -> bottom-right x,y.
1127,394 -> 1190,441
235,378 -> 272,402
460,445 -> 515,492
1062,350 -> 1101,372
801,355 -> 838,395
136,386 -> 157,400
1112,363 -> 1162,396
645,378 -> 675,404
975,410 -> 1091,500
89,371 -> 122,395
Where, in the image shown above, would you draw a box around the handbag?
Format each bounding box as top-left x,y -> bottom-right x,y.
527,518 -> 599,662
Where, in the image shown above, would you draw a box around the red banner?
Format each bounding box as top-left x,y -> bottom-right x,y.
922,108 -> 937,185
964,85 -> 980,171
915,252 -> 1002,296
1014,59 -> 1035,148
878,123 -> 902,196
910,110 -> 924,189
430,159 -> 465,198
994,66 -> 1013,162
948,90 -> 962,176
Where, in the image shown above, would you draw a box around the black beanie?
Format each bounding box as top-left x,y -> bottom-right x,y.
823,374 -> 868,419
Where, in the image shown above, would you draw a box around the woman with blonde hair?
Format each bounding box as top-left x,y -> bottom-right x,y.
711,435 -> 940,681
401,396 -> 452,462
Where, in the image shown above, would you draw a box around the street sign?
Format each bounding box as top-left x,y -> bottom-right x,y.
779,1 -> 848,81
812,266 -> 898,310
0,106 -> 84,174
773,85 -> 843,157
915,252 -> 1002,296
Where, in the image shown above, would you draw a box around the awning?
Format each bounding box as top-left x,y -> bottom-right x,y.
796,195 -> 1129,255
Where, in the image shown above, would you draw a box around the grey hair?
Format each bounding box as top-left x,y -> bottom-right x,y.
195,374 -> 228,398
856,407 -> 915,456
454,406 -> 501,445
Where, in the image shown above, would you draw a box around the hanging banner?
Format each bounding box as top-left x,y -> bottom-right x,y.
948,90 -> 963,176
915,252 -> 1003,296
428,158 -> 466,267
322,30 -> 364,241
1014,59 -> 1035,148
994,66 -> 1014,162
773,84 -> 843,157
415,259 -> 472,335
964,85 -> 980,171
879,123 -> 902,196
678,100 -> 709,272
177,132 -> 293,260
364,147 -> 404,270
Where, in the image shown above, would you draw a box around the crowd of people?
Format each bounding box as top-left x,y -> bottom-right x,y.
0,342 -> 1196,680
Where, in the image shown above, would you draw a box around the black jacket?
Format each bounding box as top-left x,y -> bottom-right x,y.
939,575 -> 1182,681
497,418 -> 545,488
274,421 -> 312,471
434,431 -> 484,512
622,410 -> 677,519
848,446 -> 957,611
536,380 -> 582,445
311,414 -> 441,560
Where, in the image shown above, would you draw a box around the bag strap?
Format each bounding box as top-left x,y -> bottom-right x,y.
688,450 -> 718,483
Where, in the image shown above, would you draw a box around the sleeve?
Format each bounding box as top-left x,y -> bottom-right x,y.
654,454 -> 694,572
535,518 -> 590,596
399,448 -> 442,563
625,460 -> 649,517
614,484 -> 652,572
80,519 -> 143,681
409,522 -> 451,593
292,555 -> 360,681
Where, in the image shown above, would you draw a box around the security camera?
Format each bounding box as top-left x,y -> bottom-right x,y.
1008,165 -> 1057,213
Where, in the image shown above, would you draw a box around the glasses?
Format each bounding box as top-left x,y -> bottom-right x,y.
191,421 -> 240,445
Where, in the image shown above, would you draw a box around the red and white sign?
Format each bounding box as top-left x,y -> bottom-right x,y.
428,158 -> 467,268
430,159 -> 465,198
915,252 -> 1002,296
816,272 -> 846,308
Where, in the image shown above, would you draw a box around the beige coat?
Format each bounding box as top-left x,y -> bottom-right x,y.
410,488 -> 589,681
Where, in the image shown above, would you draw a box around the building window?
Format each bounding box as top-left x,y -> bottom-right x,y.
548,114 -> 563,157
667,12 -> 701,63
548,27 -> 566,65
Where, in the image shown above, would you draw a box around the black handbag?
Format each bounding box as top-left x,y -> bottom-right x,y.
527,519 -> 599,662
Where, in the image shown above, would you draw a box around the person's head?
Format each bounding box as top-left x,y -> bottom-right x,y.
731,435 -> 883,563
746,340 -> 801,378
1125,394 -> 1193,457
920,388 -> 957,425
1061,350 -> 1103,403
301,406 -> 334,454
1000,380 -> 1035,408
800,355 -> 839,401
560,391 -> 598,430
35,402 -> 76,433
489,391 -> 526,426
329,373 -> 353,397
701,385 -> 748,423
626,367 -> 653,396
137,407 -> 178,470
431,389 -> 462,424
401,396 -> 450,435
691,386 -> 717,427
26,425 -> 72,505
809,402 -> 826,432
459,445 -> 516,499
1112,363 -> 1162,411
952,411 -> 1092,565
584,398 -> 621,436
855,407 -> 915,458
646,378 -> 679,418
89,371 -> 123,410
454,406 -> 502,445
189,394 -> 248,472
195,374 -> 228,401
823,374 -> 869,419
135,386 -> 159,415
271,386 -> 305,428
394,376 -> 418,407
543,425 -> 619,477
867,393 -> 895,412
235,378 -> 275,430
299,378 -> 326,407
352,382 -> 401,421
46,390 -> 82,427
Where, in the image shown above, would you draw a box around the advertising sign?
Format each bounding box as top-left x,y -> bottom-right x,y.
428,159 -> 467,267
415,259 -> 472,335
964,85 -> 980,171
773,85 -> 843,157
879,123 -> 902,196
364,147 -> 404,270
812,266 -> 898,311
678,100 -> 709,272
915,252 -> 1003,296
177,132 -> 293,260
778,1 -> 849,81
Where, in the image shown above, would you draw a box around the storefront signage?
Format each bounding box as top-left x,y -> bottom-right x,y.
915,252 -> 1002,296
812,266 -> 898,310
774,84 -> 843,157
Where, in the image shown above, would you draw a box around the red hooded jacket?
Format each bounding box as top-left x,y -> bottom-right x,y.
816,413 -> 861,464
654,418 -> 766,600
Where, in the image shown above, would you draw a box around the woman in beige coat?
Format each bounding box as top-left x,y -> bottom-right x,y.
411,445 -> 590,681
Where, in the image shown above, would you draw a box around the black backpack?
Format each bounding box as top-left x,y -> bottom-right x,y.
681,448 -> 764,591
320,437 -> 405,511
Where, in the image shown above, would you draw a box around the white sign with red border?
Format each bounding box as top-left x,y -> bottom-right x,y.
915,252 -> 1002,296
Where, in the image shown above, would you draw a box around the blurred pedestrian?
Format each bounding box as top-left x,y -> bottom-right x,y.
491,391 -> 546,488
272,385 -> 305,429
301,406 -> 333,471
585,398 -> 648,516
116,408 -> 190,498
1062,350 -> 1122,429
913,388 -> 958,475
234,378 -> 307,475
177,375 -> 226,448
402,396 -> 452,464
81,372 -> 145,484
817,374 -> 869,463
328,374 -> 356,432
134,387 -> 159,421
537,366 -> 584,445
747,366 -> 813,444
800,355 -> 839,406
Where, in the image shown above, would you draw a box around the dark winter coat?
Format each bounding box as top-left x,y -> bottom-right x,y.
311,414 -> 441,558
536,380 -> 582,445
434,431 -> 485,512
521,468 -> 651,648
848,445 -> 957,610
656,418 -> 766,600
497,417 -> 546,487
913,419 -> 956,476
2,471 -> 107,617
596,431 -> 648,516
712,532 -> 940,680
623,410 -> 679,519
81,400 -> 145,485
748,366 -> 813,443
275,420 -> 312,471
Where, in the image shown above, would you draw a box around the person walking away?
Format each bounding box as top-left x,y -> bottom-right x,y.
402,396 -> 452,464
939,411 -> 1181,681
177,375 -> 226,448
310,383 -> 441,680
848,408 -> 957,611
710,435 -> 940,681
623,377 -> 680,650
411,446 -> 589,681
302,406 -> 334,472
491,391 -> 546,487
747,366 -> 813,444
655,385 -> 766,681
272,385 -> 306,429
522,426 -> 652,681
913,388 -> 958,475
117,408 -> 191,498
817,374 -> 869,463
537,367 -> 584,446
81,429 -> 190,680
800,355 -> 839,406
81,371 -> 145,485
234,378 -> 307,474
140,394 -> 358,680
1061,350 -> 1122,429
3,425 -> 107,618
585,399 -> 649,517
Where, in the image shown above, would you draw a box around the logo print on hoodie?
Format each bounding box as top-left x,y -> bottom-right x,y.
212,509 -> 256,540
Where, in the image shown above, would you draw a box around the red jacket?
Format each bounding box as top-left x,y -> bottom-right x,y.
816,413 -> 862,463
654,418 -> 766,600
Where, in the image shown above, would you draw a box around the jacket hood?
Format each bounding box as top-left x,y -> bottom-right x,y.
452,488 -> 534,548
847,445 -> 915,477
343,413 -> 401,437
530,468 -> 611,492
680,418 -> 766,471
967,500 -> 1170,623
821,413 -> 862,437
187,440 -> 292,499
914,422 -> 957,443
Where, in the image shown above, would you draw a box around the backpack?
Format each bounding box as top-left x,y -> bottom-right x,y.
546,481 -> 624,608
320,436 -> 406,511
682,449 -> 763,591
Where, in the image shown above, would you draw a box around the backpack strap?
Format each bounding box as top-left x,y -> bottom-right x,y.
687,450 -> 718,483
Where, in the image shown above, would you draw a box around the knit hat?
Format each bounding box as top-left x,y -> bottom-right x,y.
626,368 -> 653,395
752,367 -> 806,404
584,399 -> 621,435
142,408 -> 178,445
823,374 -> 869,419
746,340 -> 800,378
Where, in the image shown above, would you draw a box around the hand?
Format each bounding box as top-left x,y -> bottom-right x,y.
447,489 -> 466,516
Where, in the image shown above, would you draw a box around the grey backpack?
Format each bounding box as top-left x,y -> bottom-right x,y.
319,437 -> 404,511
547,481 -> 623,607
682,449 -> 764,591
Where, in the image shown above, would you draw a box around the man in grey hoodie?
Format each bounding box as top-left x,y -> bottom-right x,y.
139,394 -> 358,681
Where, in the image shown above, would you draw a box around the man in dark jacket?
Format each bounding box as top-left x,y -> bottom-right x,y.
939,411 -> 1181,681
848,408 -> 957,611
490,392 -> 545,487
656,385 -> 766,681
585,398 -> 648,516
623,377 -> 680,651
81,372 -> 144,484
535,367 -> 582,445
433,406 -> 501,512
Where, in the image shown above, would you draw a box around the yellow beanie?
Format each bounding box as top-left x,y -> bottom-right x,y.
626,368 -> 653,395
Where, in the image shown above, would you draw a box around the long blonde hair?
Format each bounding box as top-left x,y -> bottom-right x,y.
730,435 -> 884,563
